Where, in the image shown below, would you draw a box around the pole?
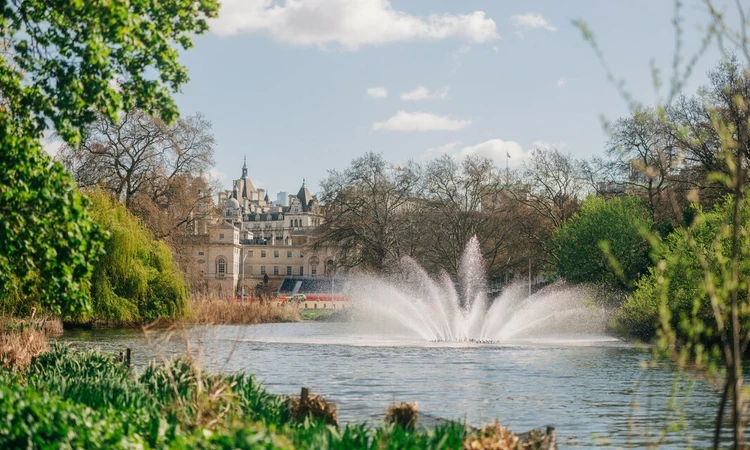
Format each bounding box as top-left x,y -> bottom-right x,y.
240,250 -> 248,300
528,258 -> 531,296
506,153 -> 509,185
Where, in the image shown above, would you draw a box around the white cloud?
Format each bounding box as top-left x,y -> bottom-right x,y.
400,86 -> 449,101
556,78 -> 566,88
213,0 -> 500,50
367,86 -> 388,98
424,138 -> 551,166
452,139 -> 533,165
372,111 -> 471,132
511,13 -> 557,37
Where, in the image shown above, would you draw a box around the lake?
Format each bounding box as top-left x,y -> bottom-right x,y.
60,321 -> 724,448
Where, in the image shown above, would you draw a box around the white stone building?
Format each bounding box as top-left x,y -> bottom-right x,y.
192,158 -> 339,297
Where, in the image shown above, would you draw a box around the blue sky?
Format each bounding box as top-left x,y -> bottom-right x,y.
173,0 -> 731,198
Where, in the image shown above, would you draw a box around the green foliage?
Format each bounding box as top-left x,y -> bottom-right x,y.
0,384 -> 138,449
0,0 -> 218,317
0,0 -> 219,145
84,190 -> 188,322
0,346 -> 485,449
617,197 -> 750,349
0,129 -> 103,316
552,195 -> 654,290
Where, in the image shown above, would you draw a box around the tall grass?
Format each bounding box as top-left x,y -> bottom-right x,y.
189,292 -> 299,325
0,328 -> 48,370
0,346 -> 554,449
0,315 -> 62,370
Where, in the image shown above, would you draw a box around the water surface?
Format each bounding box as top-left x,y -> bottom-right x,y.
61,322 -> 724,449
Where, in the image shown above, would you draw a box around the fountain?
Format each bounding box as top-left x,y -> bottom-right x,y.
346,236 -> 611,343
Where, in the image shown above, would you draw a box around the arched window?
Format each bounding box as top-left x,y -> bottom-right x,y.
217,257 -> 226,274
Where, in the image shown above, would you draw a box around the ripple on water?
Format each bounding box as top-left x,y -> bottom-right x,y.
60,322 -> 727,449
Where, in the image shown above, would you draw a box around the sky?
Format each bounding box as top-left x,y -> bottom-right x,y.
171,0 -> 734,198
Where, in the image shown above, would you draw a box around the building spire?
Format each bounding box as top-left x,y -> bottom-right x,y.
241,155 -> 248,177
302,177 -> 305,187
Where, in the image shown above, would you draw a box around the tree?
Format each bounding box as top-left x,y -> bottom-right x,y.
0,0 -> 218,315
419,155 -> 515,279
515,148 -> 585,229
313,153 -> 421,272
85,190 -> 188,323
59,110 -> 215,210
58,110 -> 216,241
552,195 -> 654,290
667,57 -> 750,206
606,107 -> 678,224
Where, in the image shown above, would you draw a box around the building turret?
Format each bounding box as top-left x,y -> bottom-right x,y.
296,179 -> 312,211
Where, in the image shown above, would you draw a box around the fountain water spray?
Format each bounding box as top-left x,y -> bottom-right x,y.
346,236 -> 610,342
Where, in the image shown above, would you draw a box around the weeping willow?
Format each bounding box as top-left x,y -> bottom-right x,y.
82,190 -> 188,323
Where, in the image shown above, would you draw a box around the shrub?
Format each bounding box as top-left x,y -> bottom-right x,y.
617,197 -> 750,343
553,195 -> 654,291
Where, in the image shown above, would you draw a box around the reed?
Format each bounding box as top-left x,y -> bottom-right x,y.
0,327 -> 48,370
188,292 -> 299,325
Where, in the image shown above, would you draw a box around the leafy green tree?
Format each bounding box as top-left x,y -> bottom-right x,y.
0,128 -> 102,316
552,195 -> 654,290
0,0 -> 218,315
85,190 -> 188,323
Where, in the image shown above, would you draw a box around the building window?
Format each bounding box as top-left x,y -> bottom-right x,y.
299,266 -> 304,276
260,266 -> 266,275
273,266 -> 279,275
300,251 -> 305,258
217,258 -> 226,274
198,251 -> 204,256
261,251 -> 266,258
274,250 -> 279,258
248,251 -> 253,258
287,251 -> 292,258
311,267 -> 317,276
219,233 -> 225,240
286,266 -> 292,275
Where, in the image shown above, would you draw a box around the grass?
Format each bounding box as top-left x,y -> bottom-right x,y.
188,293 -> 300,325
0,344 -> 556,449
0,315 -> 62,370
299,308 -> 352,322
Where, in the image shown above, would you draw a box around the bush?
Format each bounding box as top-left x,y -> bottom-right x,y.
616,197 -> 750,343
552,195 -> 654,290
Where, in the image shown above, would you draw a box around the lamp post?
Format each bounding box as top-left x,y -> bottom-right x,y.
240,250 -> 249,300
